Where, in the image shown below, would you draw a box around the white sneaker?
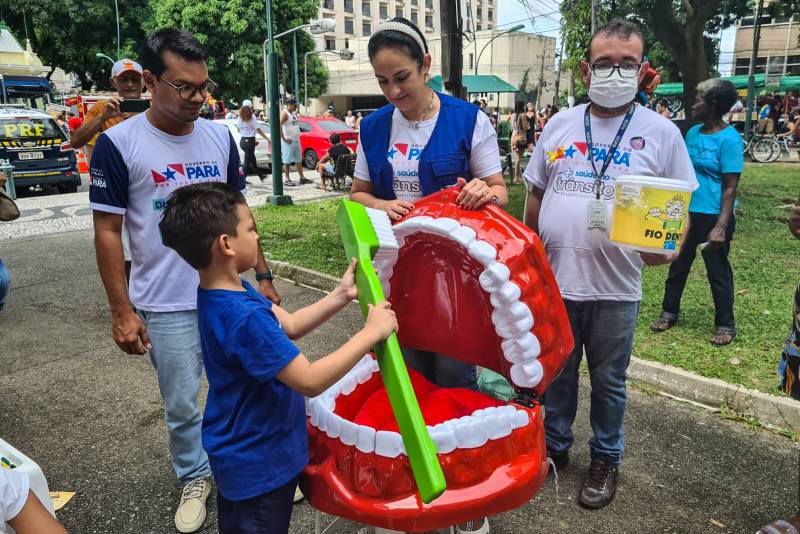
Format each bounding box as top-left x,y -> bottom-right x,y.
456,517 -> 490,533
174,477 -> 212,533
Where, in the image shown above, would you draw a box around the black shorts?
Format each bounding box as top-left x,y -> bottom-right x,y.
217,475 -> 299,534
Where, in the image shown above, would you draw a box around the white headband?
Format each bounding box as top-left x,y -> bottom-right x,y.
372,20 -> 427,55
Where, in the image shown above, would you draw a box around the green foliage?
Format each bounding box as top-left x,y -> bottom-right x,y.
150,0 -> 328,102
1,0 -> 152,90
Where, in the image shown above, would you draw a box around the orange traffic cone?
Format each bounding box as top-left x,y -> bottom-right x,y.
77,149 -> 89,175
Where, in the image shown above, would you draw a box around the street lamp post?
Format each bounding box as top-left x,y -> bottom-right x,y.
274,19 -> 336,100
96,52 -> 115,67
304,49 -> 355,114
475,24 -> 525,75
263,16 -> 336,205
114,0 -> 120,59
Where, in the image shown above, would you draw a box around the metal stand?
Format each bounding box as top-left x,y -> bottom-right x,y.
314,509 -> 453,534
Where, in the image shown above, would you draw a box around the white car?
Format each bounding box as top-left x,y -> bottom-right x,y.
214,119 -> 272,173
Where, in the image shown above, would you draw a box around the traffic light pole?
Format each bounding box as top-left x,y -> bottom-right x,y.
266,0 -> 292,205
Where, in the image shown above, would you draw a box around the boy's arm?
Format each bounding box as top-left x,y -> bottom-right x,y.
276,302 -> 397,397
271,259 -> 356,339
8,491 -> 69,534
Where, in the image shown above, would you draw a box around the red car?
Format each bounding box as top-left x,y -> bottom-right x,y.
297,116 -> 359,169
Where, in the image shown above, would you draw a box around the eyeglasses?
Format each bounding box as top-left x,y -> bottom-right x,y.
590,63 -> 641,79
159,77 -> 218,101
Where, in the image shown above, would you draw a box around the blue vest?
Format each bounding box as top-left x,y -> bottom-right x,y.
359,92 -> 479,200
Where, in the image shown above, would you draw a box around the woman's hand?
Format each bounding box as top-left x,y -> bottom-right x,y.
456,177 -> 493,210
381,199 -> 414,221
704,226 -> 726,251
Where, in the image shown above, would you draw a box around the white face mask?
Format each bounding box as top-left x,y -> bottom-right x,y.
588,70 -> 639,109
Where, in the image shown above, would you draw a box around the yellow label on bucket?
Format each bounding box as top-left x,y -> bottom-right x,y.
610,184 -> 691,253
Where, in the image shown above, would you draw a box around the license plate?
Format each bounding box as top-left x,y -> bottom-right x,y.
18,151 -> 44,160
345,139 -> 356,144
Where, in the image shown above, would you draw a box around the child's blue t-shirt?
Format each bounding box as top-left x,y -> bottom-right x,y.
197,279 -> 306,501
685,124 -> 744,215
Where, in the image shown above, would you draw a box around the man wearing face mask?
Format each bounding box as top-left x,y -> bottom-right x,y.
523,18 -> 697,509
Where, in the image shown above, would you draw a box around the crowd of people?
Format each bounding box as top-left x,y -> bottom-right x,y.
2,12 -> 800,534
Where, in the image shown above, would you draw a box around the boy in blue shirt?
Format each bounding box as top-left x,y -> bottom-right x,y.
158,182 -> 398,533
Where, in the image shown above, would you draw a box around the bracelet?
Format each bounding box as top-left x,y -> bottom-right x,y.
255,270 -> 274,281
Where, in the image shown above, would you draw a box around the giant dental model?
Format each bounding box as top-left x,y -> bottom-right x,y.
303,186 -> 574,532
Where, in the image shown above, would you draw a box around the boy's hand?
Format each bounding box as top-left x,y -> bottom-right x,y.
336,258 -> 358,301
365,301 -> 398,341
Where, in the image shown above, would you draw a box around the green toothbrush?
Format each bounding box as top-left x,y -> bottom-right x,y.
337,199 -> 446,504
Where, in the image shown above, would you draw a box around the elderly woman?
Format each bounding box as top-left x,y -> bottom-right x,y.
651,79 -> 743,345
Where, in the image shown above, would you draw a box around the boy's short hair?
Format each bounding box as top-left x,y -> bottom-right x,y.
159,182 -> 247,269
329,133 -> 341,144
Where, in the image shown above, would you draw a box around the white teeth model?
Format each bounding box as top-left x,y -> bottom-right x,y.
308,359 -> 535,458
365,207 -> 400,298
388,216 -> 543,389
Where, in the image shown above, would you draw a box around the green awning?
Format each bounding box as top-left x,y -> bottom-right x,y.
652,74 -> 767,96
781,76 -> 800,91
428,75 -> 518,94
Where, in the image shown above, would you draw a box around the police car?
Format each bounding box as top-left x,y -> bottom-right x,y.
0,105 -> 80,193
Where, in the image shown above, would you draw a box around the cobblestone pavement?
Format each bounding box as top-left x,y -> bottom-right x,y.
1,170 -> 342,242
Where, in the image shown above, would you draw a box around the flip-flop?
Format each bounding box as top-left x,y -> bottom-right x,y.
711,326 -> 736,346
650,314 -> 678,333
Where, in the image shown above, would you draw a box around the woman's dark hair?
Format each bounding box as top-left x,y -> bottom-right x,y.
696,79 -> 739,118
367,17 -> 428,67
514,100 -> 525,114
142,28 -> 208,78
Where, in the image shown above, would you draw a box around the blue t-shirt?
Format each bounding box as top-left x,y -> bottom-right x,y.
685,124 -> 743,215
197,279 -> 306,501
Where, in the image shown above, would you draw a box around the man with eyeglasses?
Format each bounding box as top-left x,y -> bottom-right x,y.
89,28 -> 281,533
523,18 -> 697,510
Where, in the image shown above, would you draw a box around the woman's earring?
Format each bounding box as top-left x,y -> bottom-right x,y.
424,72 -> 429,83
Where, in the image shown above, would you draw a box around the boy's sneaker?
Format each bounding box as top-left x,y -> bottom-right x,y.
175,476 -> 212,533
578,459 -> 619,509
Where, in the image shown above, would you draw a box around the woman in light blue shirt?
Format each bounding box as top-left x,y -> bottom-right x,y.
651,79 -> 743,345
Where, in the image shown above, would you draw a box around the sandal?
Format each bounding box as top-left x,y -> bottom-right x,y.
650,313 -> 678,333
711,326 -> 736,346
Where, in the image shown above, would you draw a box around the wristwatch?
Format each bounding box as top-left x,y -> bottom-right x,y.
255,269 -> 274,281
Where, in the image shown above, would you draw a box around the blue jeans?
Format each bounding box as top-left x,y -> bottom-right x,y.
402,348 -> 478,390
0,260 -> 8,312
137,309 -> 211,484
217,476 -> 299,534
544,300 -> 640,466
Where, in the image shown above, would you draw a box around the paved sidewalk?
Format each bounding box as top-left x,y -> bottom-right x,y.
0,171 -> 342,243
0,229 -> 798,533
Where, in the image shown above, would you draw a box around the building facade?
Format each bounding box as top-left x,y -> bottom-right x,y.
732,14 -> 799,82
306,0 -> 555,114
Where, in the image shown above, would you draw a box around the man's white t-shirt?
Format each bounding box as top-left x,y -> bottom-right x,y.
281,110 -> 301,141
89,113 -> 245,312
354,108 -> 501,202
236,117 -> 260,137
0,467 -> 28,529
345,115 -> 356,128
523,103 -> 698,301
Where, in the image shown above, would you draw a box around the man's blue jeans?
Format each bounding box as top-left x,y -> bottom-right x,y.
137,309 -> 211,484
0,260 -> 9,312
403,348 -> 479,391
544,299 -> 640,466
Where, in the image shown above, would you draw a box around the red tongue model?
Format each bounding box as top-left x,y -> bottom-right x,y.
303,186 -> 574,532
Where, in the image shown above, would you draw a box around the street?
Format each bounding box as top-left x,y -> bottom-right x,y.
0,215 -> 797,533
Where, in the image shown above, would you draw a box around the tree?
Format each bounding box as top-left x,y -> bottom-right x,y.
0,0 -> 152,90
149,0 -> 328,103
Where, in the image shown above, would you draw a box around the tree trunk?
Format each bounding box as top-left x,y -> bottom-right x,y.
678,20 -> 710,125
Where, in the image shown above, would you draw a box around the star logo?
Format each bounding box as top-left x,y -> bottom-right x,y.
564,145 -> 577,158
163,168 -> 177,180
546,146 -> 566,162
387,147 -> 398,159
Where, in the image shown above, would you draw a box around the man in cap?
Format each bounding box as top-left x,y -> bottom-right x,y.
279,98 -> 310,186
70,58 -> 146,163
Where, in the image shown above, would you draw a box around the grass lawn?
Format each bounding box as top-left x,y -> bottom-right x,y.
254,163 -> 799,394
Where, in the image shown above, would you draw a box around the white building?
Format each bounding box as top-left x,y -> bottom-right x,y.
305,0 -> 556,114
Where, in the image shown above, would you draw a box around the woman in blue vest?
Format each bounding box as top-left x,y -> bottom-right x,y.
351,18 -> 507,389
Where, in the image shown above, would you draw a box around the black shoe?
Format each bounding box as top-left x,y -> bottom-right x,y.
578,459 -> 619,509
547,448 -> 569,471
299,178 -> 313,184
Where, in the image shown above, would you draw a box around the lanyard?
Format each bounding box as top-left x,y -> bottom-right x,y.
584,103 -> 636,200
